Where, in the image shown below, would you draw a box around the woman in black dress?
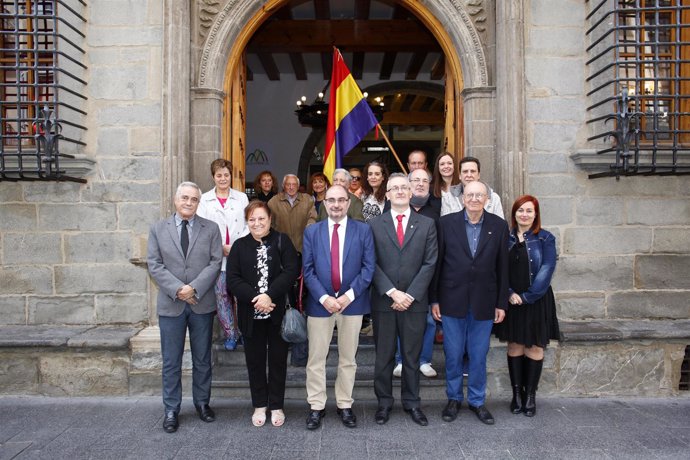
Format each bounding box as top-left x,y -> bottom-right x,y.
226,200 -> 300,427
495,195 -> 560,417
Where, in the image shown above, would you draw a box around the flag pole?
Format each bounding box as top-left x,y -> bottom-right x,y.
376,123 -> 407,174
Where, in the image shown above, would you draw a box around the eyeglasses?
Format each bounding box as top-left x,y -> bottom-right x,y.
410,178 -> 430,184
387,185 -> 411,192
325,198 -> 350,205
463,193 -> 486,200
351,176 -> 361,181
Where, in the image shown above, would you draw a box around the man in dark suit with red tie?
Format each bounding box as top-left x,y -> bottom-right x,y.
302,184 -> 375,430
369,173 -> 438,426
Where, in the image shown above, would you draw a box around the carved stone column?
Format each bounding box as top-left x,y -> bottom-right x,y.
462,86 -> 497,185
190,87 -> 225,192
162,0 -> 191,216
495,0 -> 526,203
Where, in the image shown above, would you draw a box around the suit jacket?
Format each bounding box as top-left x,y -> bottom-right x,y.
147,214 -> 223,316
431,210 -> 509,321
369,210 -> 438,313
302,217 -> 375,317
316,191 -> 364,222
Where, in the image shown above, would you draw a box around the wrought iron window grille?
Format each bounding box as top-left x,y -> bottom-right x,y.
0,0 -> 88,183
585,0 -> 690,179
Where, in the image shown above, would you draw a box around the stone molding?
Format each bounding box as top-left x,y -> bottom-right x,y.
197,0 -> 490,89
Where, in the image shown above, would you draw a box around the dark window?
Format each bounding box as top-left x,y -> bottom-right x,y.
585,0 -> 690,177
0,0 -> 87,182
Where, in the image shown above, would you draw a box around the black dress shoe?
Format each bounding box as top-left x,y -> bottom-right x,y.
163,410 -> 179,433
442,400 -> 460,422
468,404 -> 495,425
195,404 -> 216,423
306,409 -> 325,430
374,406 -> 391,425
336,408 -> 357,428
404,407 -> 429,426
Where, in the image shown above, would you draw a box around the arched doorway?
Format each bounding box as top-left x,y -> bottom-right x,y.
182,0 -> 501,198
191,0 -> 491,192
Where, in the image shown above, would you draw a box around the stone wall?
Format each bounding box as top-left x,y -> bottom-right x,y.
524,0 -> 690,323
0,0 -> 164,326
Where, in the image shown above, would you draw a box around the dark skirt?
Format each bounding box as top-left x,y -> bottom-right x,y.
494,286 -> 561,348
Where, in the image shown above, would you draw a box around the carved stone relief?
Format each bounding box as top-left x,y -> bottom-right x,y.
198,0 -> 225,41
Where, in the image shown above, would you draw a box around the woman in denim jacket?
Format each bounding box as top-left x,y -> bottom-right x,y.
495,195 -> 560,417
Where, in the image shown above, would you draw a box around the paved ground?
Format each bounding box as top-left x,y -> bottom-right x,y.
0,396 -> 689,459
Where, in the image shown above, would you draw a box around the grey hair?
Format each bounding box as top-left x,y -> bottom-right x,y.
408,169 -> 432,181
464,179 -> 490,196
175,181 -> 201,198
282,174 -> 300,187
332,168 -> 352,183
387,172 -> 410,190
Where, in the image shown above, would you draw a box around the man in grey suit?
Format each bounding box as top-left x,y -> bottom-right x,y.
369,173 -> 438,426
147,181 -> 223,433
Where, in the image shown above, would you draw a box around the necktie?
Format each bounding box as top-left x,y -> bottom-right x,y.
181,220 -> 189,257
396,214 -> 404,247
331,223 -> 341,293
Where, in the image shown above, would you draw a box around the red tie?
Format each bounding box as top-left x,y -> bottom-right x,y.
331,223 -> 341,293
396,214 -> 404,247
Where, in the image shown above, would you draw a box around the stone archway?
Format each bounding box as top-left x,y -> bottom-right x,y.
161,0 -> 526,206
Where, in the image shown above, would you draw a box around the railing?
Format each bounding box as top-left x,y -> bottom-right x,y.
0,0 -> 87,182
585,0 -> 690,178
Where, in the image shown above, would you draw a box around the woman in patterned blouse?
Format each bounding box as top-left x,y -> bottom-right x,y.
226,200 -> 300,428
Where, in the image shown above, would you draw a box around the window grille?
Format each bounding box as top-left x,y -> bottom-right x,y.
585,0 -> 690,178
0,0 -> 87,183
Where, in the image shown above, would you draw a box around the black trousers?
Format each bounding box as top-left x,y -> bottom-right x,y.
372,309 -> 426,410
243,318 -> 290,410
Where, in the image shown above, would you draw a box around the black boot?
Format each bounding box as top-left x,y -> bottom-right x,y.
507,355 -> 524,414
523,357 -> 543,417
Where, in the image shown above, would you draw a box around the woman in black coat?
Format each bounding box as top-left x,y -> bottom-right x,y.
226,200 -> 299,427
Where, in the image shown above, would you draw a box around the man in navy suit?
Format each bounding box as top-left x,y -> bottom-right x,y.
147,182 -> 223,433
431,180 -> 509,425
302,184 -> 376,430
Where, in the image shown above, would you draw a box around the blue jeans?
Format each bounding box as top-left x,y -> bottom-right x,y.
159,304 -> 214,413
441,310 -> 493,407
395,312 -> 436,365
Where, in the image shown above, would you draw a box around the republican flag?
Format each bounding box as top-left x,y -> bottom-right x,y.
324,49 -> 378,182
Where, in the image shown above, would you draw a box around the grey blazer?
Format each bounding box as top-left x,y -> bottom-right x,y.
147,214 -> 223,316
369,210 -> 438,313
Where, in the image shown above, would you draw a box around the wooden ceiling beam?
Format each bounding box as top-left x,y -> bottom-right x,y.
247,20 -> 439,52
313,0 -> 330,19
379,52 -> 396,80
410,95 -> 428,112
405,52 -> 426,80
273,1 -> 306,78
257,53 -> 280,81
430,55 -> 445,80
351,0 -> 370,79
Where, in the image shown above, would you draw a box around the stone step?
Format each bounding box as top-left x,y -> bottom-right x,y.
211,334 -> 451,399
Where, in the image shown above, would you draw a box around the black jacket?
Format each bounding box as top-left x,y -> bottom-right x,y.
226,230 -> 300,337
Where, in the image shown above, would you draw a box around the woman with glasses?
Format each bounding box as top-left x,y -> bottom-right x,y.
361,161 -> 389,222
431,152 -> 462,216
494,195 -> 560,417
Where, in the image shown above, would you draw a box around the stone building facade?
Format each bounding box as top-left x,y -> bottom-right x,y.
0,0 -> 688,397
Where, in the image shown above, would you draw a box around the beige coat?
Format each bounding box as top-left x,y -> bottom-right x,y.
267,192 -> 316,252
